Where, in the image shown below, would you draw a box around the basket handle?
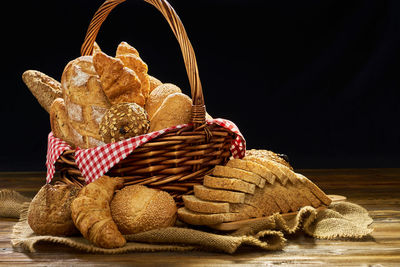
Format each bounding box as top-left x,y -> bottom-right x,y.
81,0 -> 206,125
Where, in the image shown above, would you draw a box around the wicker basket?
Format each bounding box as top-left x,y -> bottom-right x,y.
56,0 -> 239,205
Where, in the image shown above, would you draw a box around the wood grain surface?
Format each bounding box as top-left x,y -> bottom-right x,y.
0,169 -> 399,266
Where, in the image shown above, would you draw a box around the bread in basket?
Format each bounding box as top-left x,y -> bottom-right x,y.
41,0 -> 246,206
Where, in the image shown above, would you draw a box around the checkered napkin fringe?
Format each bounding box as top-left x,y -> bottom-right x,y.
46,118 -> 246,184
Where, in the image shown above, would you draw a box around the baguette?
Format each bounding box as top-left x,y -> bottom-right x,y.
22,70 -> 62,113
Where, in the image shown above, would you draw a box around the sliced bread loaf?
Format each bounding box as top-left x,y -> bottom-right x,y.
226,159 -> 275,184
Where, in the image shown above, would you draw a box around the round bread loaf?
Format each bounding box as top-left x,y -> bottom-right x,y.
99,103 -> 150,143
110,185 -> 177,234
145,83 -> 181,120
27,183 -> 80,236
148,75 -> 162,93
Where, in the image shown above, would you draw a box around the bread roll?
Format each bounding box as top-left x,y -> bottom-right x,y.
99,103 -> 150,143
148,75 -> 162,93
111,185 -> 177,235
27,183 -> 80,236
149,92 -> 191,132
22,70 -> 62,113
145,83 -> 181,119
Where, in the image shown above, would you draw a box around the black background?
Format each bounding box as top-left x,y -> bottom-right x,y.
2,0 -> 399,171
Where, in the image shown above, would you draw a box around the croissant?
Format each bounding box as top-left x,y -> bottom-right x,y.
70,176 -> 126,248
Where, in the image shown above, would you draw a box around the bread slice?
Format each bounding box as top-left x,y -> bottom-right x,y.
229,203 -> 264,218
244,156 -> 288,185
244,186 -> 281,216
283,183 -> 311,211
177,207 -> 247,225
272,183 -> 297,212
212,165 -> 265,188
182,195 -> 229,214
203,175 -> 256,194
296,184 -> 322,208
297,174 -> 332,206
226,159 -> 275,184
194,185 -> 245,204
245,149 -> 293,170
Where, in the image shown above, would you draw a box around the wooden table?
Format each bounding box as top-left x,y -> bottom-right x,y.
1,169 -> 400,266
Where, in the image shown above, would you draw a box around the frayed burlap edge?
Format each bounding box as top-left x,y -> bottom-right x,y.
10,199 -> 373,254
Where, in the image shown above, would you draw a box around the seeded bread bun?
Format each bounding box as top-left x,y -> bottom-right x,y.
27,183 -> 80,236
110,185 -> 177,235
99,103 -> 150,143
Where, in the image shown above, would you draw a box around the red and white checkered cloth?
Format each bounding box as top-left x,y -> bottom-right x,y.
46,118 -> 246,184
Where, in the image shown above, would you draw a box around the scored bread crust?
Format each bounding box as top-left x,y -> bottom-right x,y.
60,56 -> 110,148
50,98 -> 75,146
27,183 -> 80,236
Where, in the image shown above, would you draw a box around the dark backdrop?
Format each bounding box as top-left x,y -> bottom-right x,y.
2,0 -> 399,171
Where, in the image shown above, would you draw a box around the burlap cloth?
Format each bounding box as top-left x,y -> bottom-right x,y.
1,189 -> 373,254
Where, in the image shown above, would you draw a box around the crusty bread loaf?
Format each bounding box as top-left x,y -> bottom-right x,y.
145,83 -> 182,120
50,98 -> 75,145
203,175 -> 256,194
149,92 -> 192,132
22,70 -> 63,113
111,185 -> 177,234
61,56 -> 111,148
194,185 -> 245,204
226,159 -> 276,184
27,183 -> 80,236
212,165 -> 265,188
